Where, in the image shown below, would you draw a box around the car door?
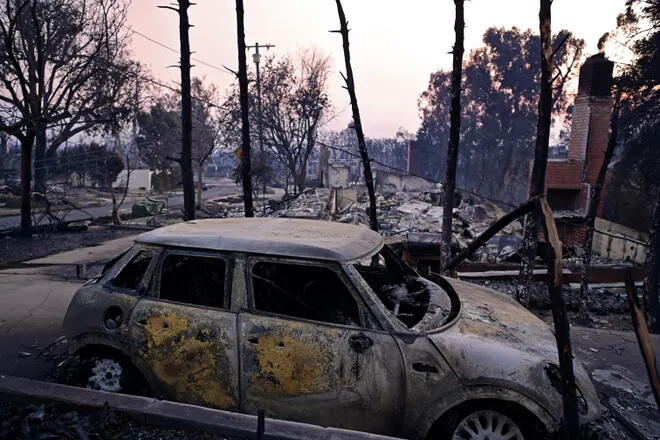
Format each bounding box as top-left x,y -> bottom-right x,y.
128,249 -> 240,411
238,257 -> 405,435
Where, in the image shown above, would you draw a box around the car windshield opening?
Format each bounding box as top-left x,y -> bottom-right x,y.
354,246 -> 432,328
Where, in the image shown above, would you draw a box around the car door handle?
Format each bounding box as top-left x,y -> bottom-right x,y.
349,333 -> 373,353
413,363 -> 439,374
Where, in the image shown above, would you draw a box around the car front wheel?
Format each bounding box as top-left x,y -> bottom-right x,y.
448,409 -> 526,440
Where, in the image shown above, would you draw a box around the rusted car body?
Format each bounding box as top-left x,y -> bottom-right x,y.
63,218 -> 599,439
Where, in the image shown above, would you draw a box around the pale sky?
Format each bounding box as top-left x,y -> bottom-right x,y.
128,0 -> 627,138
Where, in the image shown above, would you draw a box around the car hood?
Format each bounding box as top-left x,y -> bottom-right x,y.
426,278 -> 599,423
439,278 -> 558,358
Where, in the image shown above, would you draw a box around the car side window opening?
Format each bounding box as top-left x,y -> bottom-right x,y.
251,261 -> 361,327
111,248 -> 157,290
354,246 -> 430,328
159,254 -> 227,309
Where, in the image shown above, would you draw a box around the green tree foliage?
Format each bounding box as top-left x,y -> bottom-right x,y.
416,27 -> 584,203
604,0 -> 659,231
136,102 -> 181,173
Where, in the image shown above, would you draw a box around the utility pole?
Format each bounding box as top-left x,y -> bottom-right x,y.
247,43 -> 275,158
247,42 -> 274,203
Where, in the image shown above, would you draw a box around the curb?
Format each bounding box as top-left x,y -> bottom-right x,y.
0,375 -> 403,440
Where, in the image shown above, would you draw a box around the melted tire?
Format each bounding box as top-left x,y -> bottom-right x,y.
59,355 -> 150,396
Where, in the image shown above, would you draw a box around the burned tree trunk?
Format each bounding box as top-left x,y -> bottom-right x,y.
159,0 -> 196,220
235,0 -> 254,217
647,188 -> 660,333
538,199 -> 581,440
440,0 -> 465,272
196,162 -> 204,208
625,269 -> 660,408
178,0 -> 195,221
333,0 -> 378,231
579,90 -> 622,321
444,198 -> 539,273
517,0 -> 554,305
34,124 -> 48,194
19,133 -> 35,238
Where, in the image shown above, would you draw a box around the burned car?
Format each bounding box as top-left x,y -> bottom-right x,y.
62,218 -> 599,439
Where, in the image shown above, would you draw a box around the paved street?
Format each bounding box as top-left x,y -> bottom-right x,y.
0,178 -> 241,231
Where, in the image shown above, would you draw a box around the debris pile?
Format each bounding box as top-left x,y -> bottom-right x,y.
0,402 -> 229,440
266,186 -> 523,263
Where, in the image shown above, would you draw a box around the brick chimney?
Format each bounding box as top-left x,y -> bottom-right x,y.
567,54 -> 614,182
544,54 -> 614,247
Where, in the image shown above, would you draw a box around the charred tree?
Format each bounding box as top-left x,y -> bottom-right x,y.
0,0 -> 133,237
625,269 -> 660,408
578,89 -> 622,321
235,0 -> 254,217
440,0 -> 465,272
178,1 -> 195,220
178,0 -> 195,221
19,133 -> 35,237
159,0 -> 196,220
648,188 -> 660,333
444,198 -> 539,273
538,199 -> 581,440
332,0 -> 378,231
517,0 -> 554,305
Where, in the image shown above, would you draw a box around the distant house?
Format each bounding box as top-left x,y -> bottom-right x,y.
113,169 -> 153,191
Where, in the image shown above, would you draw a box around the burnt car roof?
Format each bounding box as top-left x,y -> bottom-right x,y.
135,218 -> 384,262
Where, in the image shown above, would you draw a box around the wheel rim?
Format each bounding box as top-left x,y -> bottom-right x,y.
451,410 -> 524,440
87,358 -> 123,392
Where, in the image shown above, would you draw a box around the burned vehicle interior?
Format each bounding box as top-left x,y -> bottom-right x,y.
354,246 -> 455,329
251,261 -> 361,326
158,253 -> 228,309
102,239 -> 458,334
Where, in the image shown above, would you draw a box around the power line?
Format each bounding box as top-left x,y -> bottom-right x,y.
129,28 -> 232,75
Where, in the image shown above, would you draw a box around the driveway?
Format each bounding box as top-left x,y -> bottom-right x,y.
0,235 -> 137,379
0,265 -> 83,379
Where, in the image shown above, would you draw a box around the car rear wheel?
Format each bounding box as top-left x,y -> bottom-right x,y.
87,358 -> 124,392
61,354 -> 150,396
450,409 -> 525,440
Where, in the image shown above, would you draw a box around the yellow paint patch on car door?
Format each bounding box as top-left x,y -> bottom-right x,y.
251,332 -> 337,396
129,300 -> 240,410
238,314 -> 405,434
